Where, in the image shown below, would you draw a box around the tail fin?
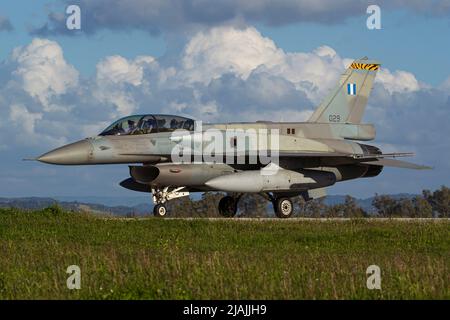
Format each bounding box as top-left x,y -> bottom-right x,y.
308,57 -> 380,124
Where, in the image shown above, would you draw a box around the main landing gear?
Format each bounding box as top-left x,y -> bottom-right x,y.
151,186 -> 189,217
217,193 -> 294,218
263,193 -> 294,218
218,195 -> 239,217
273,197 -> 294,218
151,187 -> 295,219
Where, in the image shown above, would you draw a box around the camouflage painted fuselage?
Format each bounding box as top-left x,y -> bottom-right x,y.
36,57 -> 427,201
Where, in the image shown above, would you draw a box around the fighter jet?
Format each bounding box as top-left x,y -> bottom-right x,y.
34,58 -> 430,218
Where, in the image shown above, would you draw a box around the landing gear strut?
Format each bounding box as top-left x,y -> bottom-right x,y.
151,186 -> 189,217
218,195 -> 240,217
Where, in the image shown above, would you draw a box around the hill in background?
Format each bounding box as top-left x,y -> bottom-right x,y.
0,194 -> 417,216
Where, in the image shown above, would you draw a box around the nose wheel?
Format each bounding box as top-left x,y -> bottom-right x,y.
153,204 -> 167,217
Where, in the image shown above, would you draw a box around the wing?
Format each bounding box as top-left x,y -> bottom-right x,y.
119,151 -> 430,170
277,151 -> 431,170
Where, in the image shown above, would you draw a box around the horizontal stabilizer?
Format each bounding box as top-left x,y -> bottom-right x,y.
354,152 -> 415,160
276,151 -> 415,160
362,158 -> 432,170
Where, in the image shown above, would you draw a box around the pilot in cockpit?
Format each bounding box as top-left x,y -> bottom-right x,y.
170,118 -> 179,129
142,118 -> 156,134
127,120 -> 137,134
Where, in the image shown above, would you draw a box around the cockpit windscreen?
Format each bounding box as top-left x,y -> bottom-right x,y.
99,115 -> 194,136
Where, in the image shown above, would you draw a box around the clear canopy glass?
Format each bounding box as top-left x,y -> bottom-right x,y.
99,114 -> 195,136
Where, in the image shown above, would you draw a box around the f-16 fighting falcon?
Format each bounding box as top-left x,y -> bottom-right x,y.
34,57 -> 430,218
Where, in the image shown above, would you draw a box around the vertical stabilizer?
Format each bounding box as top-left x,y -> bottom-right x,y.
308,57 -> 380,124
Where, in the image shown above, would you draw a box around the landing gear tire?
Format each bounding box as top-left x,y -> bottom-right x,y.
153,204 -> 168,217
274,197 -> 294,218
218,196 -> 238,218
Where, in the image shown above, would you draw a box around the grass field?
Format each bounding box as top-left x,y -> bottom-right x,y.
0,207 -> 449,299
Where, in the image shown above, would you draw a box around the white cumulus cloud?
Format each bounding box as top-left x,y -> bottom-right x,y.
11,38 -> 79,111
179,26 -> 344,104
181,26 -> 285,83
96,55 -> 154,86
94,55 -> 156,117
376,68 -> 421,94
9,104 -> 42,135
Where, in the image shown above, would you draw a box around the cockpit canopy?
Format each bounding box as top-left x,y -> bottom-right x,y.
99,114 -> 195,136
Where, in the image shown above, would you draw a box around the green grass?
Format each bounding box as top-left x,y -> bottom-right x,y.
0,208 -> 449,299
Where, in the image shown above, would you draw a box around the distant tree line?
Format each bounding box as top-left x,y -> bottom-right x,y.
165,186 -> 450,218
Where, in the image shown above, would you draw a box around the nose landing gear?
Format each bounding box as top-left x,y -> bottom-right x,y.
151,186 -> 189,217
153,204 -> 168,217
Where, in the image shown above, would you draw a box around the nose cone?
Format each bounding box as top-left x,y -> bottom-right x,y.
37,140 -> 92,165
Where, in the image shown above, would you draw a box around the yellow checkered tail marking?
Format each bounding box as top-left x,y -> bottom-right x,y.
350,63 -> 379,71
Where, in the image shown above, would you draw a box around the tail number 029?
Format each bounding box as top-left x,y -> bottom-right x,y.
329,115 -> 341,123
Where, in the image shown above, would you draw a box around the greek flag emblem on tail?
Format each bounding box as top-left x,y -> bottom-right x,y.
347,83 -> 356,95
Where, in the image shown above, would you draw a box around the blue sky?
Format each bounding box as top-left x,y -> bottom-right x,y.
258,11 -> 450,87
0,1 -> 449,199
2,2 -> 449,84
